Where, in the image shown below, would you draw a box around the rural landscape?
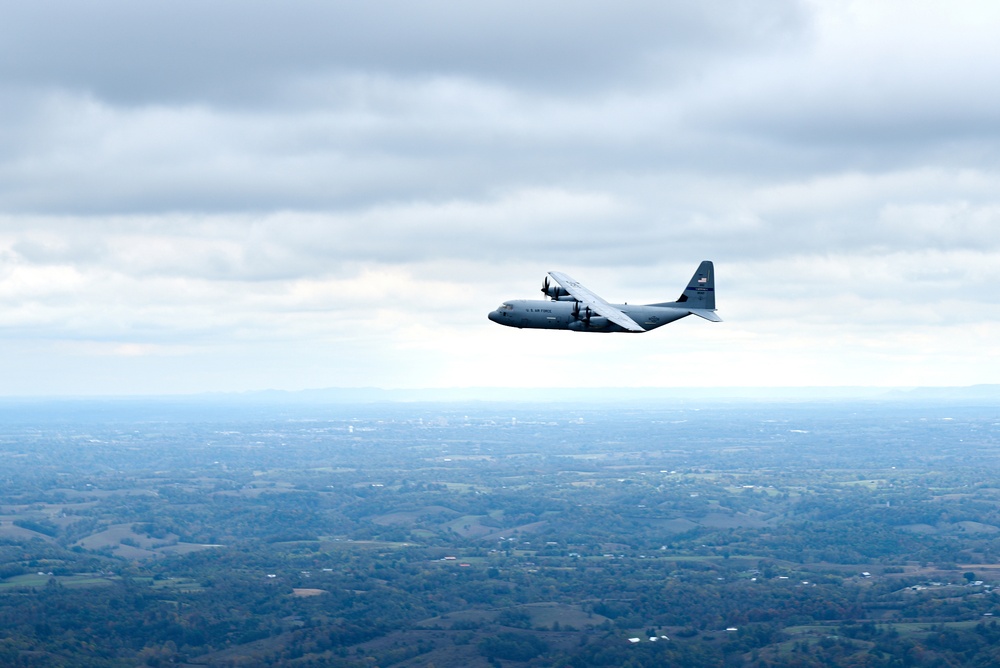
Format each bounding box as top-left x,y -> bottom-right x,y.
1,393 -> 1000,666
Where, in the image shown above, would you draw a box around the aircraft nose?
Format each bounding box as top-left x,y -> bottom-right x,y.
488,310 -> 500,324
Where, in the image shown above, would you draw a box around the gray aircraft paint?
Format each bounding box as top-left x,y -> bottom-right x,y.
488,261 -> 720,333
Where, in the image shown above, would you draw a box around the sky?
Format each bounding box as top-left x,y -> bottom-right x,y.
2,0 -> 999,395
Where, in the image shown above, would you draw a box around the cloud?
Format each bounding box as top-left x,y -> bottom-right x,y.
689,2 -> 1000,167
2,1 -> 1000,394
1,1 -> 805,104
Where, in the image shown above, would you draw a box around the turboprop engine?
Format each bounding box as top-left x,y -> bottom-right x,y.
568,302 -> 610,330
541,277 -> 574,300
568,316 -> 610,331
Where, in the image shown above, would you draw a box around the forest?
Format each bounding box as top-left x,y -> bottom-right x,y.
0,396 -> 999,666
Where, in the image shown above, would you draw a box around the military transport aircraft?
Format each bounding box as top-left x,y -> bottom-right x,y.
488,261 -> 721,333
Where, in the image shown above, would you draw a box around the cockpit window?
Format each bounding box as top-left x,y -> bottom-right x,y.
498,303 -> 514,311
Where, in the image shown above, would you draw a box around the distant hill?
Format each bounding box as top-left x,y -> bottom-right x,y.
4,385 -> 997,406
225,385 -> 1000,404
886,384 -> 1000,400
231,386 -> 896,404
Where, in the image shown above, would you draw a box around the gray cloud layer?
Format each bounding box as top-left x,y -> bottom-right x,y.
3,2 -> 803,103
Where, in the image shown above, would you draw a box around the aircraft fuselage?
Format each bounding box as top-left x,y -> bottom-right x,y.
488,299 -> 690,333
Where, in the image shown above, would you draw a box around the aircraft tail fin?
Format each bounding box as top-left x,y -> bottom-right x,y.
675,260 -> 716,310
647,261 -> 721,320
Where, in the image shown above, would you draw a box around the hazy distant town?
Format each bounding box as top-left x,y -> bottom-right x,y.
1,392 -> 999,666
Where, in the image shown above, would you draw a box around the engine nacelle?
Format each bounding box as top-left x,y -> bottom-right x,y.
544,286 -> 571,300
568,316 -> 610,331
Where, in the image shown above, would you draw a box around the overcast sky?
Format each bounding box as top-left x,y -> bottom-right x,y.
2,0 -> 999,395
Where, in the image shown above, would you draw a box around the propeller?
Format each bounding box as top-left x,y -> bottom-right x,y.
541,276 -> 550,298
572,301 -> 581,319
583,306 -> 592,326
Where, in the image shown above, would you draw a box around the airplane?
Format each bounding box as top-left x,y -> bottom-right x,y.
488,261 -> 720,333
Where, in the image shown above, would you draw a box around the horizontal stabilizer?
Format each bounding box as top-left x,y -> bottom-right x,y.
688,309 -> 722,322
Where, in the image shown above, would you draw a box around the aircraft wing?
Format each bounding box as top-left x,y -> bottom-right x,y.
548,271 -> 645,332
